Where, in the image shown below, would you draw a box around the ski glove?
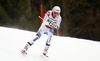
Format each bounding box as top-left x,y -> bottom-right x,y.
48,22 -> 57,29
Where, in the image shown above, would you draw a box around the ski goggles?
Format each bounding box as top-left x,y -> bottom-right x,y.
54,11 -> 59,15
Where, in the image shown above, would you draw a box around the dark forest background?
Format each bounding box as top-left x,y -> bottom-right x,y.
0,0 -> 100,41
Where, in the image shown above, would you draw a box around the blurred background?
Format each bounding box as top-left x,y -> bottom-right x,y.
0,0 -> 100,41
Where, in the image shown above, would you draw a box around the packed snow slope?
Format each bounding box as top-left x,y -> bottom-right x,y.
0,27 -> 100,61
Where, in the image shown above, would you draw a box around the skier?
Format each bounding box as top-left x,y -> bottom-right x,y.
21,6 -> 62,57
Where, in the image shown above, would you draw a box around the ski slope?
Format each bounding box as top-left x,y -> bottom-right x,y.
0,27 -> 100,61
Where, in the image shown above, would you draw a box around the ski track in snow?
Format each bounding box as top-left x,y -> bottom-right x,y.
0,27 -> 100,61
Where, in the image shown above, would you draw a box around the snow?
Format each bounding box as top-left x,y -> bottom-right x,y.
0,26 -> 100,61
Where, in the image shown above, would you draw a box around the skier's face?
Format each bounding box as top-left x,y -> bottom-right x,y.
53,12 -> 59,18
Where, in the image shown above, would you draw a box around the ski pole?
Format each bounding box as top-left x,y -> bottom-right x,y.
56,28 -> 59,36
38,16 -> 43,20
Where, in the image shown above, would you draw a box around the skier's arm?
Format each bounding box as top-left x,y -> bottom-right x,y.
43,11 -> 57,28
43,11 -> 50,21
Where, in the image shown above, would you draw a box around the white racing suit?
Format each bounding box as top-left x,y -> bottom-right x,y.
25,10 -> 62,56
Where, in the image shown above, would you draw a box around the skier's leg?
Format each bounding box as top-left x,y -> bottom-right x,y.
43,28 -> 54,57
28,29 -> 42,45
21,29 -> 43,54
21,42 -> 32,55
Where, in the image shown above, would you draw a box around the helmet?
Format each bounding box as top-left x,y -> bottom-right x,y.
52,6 -> 61,15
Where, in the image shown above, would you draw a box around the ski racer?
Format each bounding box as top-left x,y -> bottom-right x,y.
21,6 -> 62,57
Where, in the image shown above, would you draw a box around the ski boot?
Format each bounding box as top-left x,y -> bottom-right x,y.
21,42 -> 32,55
42,45 -> 50,58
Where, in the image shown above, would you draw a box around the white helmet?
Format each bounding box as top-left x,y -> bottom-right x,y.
52,6 -> 61,15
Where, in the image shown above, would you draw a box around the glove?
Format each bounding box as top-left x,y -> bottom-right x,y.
48,22 -> 57,29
